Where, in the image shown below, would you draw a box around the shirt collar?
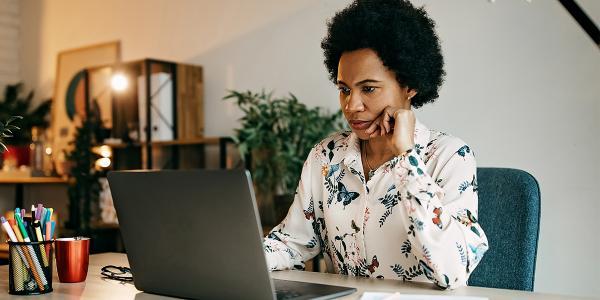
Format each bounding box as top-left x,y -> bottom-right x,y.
341,117 -> 431,168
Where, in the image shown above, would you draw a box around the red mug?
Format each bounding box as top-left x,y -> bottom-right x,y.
55,237 -> 90,283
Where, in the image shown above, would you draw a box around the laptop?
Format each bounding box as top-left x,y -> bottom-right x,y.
107,169 -> 357,300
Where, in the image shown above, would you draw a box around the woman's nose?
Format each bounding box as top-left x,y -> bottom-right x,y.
345,91 -> 365,112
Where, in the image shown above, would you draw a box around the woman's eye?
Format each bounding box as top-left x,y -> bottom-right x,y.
362,86 -> 376,93
338,86 -> 350,95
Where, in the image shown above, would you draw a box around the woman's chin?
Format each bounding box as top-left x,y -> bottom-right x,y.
353,130 -> 371,140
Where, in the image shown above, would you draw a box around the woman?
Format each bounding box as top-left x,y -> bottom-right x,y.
263,0 -> 488,290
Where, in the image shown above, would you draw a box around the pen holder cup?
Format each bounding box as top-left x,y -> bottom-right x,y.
7,240 -> 54,295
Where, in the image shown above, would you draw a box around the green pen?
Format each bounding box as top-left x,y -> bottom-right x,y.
15,213 -> 29,241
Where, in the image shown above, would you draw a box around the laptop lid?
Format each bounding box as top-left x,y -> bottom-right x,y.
108,169 -> 275,300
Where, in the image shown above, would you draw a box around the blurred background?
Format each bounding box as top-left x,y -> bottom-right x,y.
0,0 -> 597,298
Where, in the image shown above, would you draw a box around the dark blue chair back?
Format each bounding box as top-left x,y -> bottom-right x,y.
468,168 -> 541,291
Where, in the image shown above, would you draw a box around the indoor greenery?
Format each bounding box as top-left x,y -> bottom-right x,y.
224,90 -> 345,222
0,83 -> 52,145
0,116 -> 22,152
65,119 -> 101,234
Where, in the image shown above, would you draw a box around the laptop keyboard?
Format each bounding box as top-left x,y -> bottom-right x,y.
276,289 -> 303,300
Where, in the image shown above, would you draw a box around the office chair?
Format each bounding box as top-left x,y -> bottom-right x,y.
468,167 -> 541,291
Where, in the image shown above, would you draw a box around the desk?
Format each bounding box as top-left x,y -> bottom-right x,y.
0,253 -> 591,299
0,177 -> 68,208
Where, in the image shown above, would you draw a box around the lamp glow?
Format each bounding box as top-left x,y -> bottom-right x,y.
96,157 -> 111,169
110,73 -> 128,92
92,145 -> 113,158
98,145 -> 112,158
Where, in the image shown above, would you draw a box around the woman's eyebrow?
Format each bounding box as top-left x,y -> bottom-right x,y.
337,79 -> 382,86
356,79 -> 382,85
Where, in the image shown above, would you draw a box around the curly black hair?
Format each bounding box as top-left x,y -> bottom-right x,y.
321,0 -> 445,108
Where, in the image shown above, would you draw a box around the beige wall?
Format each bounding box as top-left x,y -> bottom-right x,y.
15,0 -> 600,297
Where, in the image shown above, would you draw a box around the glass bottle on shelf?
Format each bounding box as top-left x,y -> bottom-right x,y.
29,126 -> 45,177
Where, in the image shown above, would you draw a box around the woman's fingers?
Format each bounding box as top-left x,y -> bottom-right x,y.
370,128 -> 378,138
365,106 -> 398,137
365,118 -> 379,134
371,121 -> 380,137
383,111 -> 391,133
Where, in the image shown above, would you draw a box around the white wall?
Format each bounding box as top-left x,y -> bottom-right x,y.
0,0 -> 20,87
0,0 -> 20,221
17,0 -> 599,297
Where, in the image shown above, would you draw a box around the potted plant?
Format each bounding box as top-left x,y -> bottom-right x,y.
65,119 -> 101,234
0,116 -> 23,153
0,83 -> 52,166
224,90 -> 345,226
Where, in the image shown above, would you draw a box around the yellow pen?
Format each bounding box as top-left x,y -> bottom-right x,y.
33,221 -> 48,267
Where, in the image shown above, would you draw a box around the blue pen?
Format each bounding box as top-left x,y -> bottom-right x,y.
50,221 -> 56,239
46,209 -> 53,230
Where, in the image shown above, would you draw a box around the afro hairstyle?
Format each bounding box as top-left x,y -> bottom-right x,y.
321,0 -> 446,108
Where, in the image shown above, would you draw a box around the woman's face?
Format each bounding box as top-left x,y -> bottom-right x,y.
337,48 -> 416,140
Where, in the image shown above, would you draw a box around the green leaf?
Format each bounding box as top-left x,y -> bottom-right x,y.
7,116 -> 23,123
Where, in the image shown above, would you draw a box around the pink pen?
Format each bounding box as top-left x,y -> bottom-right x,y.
45,221 -> 52,258
45,221 -> 52,240
36,204 -> 43,220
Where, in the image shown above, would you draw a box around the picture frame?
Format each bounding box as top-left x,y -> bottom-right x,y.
51,41 -> 121,170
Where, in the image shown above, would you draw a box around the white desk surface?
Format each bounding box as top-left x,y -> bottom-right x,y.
0,253 -> 592,299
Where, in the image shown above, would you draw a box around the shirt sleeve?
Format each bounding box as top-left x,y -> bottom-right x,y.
392,144 -> 489,289
263,148 -> 322,271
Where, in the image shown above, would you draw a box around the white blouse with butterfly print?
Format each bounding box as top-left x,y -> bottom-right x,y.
263,118 -> 489,290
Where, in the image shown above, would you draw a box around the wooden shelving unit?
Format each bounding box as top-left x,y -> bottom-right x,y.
84,58 -> 235,171
93,136 -> 234,169
78,58 -> 236,252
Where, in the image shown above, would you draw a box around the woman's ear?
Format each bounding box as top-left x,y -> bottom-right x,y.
406,88 -> 418,101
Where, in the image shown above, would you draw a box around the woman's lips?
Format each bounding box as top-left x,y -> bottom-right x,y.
349,120 -> 372,130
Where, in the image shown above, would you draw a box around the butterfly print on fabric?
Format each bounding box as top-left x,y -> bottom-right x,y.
337,181 -> 359,207
367,255 -> 380,274
432,207 -> 443,229
456,145 -> 471,158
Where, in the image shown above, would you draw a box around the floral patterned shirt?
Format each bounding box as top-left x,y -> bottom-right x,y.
263,118 -> 489,289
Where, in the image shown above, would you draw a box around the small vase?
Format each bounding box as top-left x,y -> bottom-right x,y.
30,127 -> 45,176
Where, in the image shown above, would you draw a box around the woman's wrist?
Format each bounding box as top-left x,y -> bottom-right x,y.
393,144 -> 414,157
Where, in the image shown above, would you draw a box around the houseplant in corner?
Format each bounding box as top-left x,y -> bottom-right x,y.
0,116 -> 23,153
224,90 -> 345,226
65,119 -> 101,235
0,83 -> 52,166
